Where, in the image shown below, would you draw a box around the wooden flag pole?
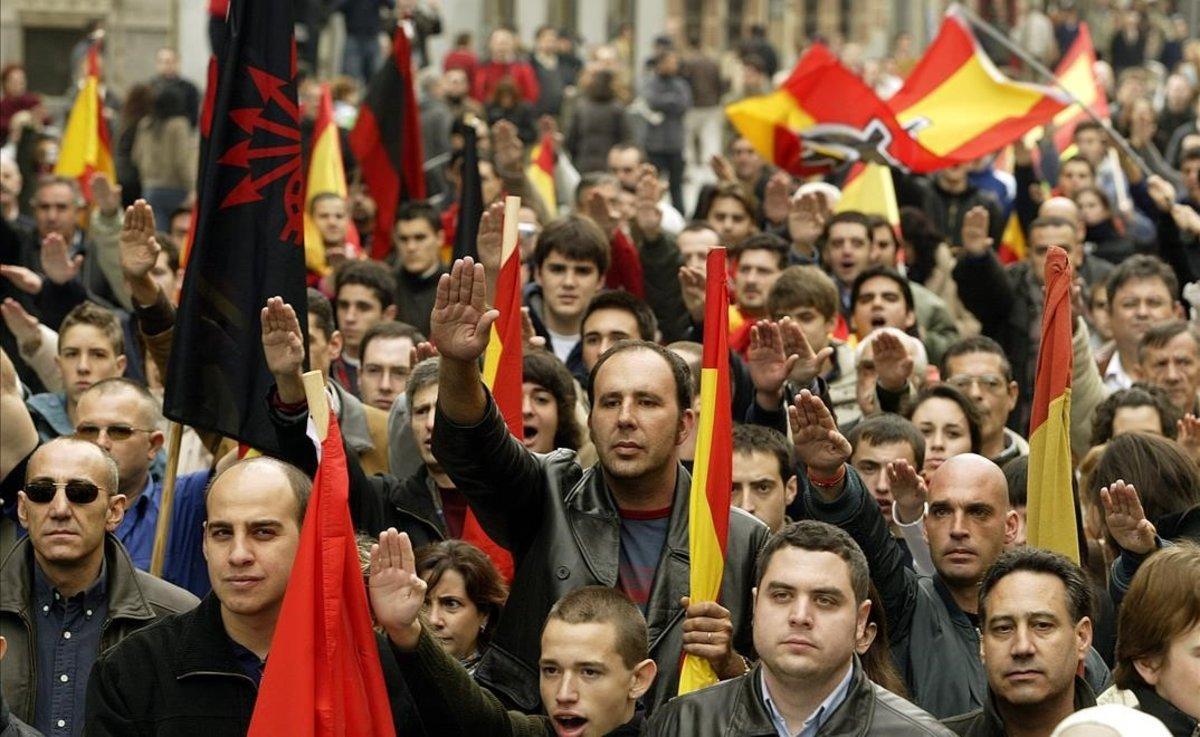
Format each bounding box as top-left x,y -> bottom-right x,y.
501,195 -> 521,264
302,370 -> 330,442
149,421 -> 183,577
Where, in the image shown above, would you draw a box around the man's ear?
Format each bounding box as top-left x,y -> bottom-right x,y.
115,354 -> 127,373
105,493 -> 127,532
676,408 -> 696,446
16,493 -> 28,528
147,430 -> 165,460
903,310 -> 916,330
629,658 -> 658,700
1003,509 -> 1020,546
329,330 -> 344,361
1074,616 -> 1094,663
784,475 -> 798,506
855,599 -> 872,644
1134,655 -> 1164,687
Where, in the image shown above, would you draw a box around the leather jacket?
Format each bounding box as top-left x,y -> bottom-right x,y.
431,393 -> 770,715
644,660 -> 956,737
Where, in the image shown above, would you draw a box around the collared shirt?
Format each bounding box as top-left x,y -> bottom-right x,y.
761,663 -> 853,737
1103,351 -> 1134,391
32,560 -> 108,737
227,636 -> 266,687
115,476 -> 161,571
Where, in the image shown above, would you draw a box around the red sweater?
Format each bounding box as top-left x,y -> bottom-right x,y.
472,60 -> 540,104
443,49 -> 479,80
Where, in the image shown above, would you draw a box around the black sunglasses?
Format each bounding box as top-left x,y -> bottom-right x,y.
23,480 -> 104,505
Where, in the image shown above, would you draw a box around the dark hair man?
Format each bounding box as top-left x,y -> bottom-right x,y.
580,290 -> 658,376
849,266 -> 917,342
731,424 -> 796,533
392,200 -> 446,337
846,414 -> 925,544
1138,321 -> 1200,416
787,390 -> 1109,719
644,520 -> 952,736
429,257 -> 769,713
941,336 -> 1026,466
332,260 -> 399,393
358,321 -> 424,413
1101,255 -> 1182,392
943,549 -> 1096,737
730,233 -> 788,328
372,530 -> 658,737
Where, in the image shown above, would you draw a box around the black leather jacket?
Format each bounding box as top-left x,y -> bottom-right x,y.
644,660 -> 956,737
432,392 -> 770,715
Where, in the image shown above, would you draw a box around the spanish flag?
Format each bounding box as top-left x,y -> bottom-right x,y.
888,8 -> 1068,163
302,84 -> 360,276
725,44 -> 945,175
1025,246 -> 1080,564
527,132 -> 557,218
55,44 -> 115,202
997,210 -> 1027,264
835,162 -> 899,226
471,197 -> 523,582
1048,23 -> 1108,153
679,247 -> 734,695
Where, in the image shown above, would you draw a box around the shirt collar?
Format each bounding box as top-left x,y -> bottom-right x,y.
33,556 -> 108,608
760,662 -> 854,737
1104,351 -> 1134,389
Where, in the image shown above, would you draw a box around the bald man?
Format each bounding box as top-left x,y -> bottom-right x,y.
786,391 -> 1110,720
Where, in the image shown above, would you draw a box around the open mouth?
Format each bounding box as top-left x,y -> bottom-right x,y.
524,424 -> 538,439
870,315 -> 887,328
553,715 -> 588,737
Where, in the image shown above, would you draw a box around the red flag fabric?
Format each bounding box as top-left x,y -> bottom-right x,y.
350,23 -> 426,260
248,412 -> 396,736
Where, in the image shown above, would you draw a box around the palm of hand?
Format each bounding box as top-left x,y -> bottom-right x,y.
368,569 -> 425,632
795,426 -> 850,469
431,302 -> 491,362
262,330 -> 303,375
876,350 -> 912,389
748,346 -> 787,389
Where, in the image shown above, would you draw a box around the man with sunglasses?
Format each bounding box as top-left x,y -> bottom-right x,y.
0,437 -> 197,737
73,378 -> 212,596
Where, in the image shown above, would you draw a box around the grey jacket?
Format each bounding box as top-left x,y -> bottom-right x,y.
644,660 -> 955,737
431,392 -> 770,715
641,74 -> 691,153
0,535 -> 198,724
796,465 -> 1110,719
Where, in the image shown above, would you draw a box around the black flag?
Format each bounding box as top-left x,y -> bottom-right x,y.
452,122 -> 484,260
164,0 -> 307,455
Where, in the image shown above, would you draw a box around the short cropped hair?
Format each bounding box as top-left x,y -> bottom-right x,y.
979,548 -> 1092,624
307,191 -> 345,216
394,199 -> 443,233
822,210 -> 872,243
708,181 -> 759,220
1115,543 -> 1200,690
334,260 -> 398,311
588,340 -> 692,417
1137,320 -> 1200,364
533,215 -> 610,274
205,456 -> 313,525
306,288 -> 336,340
59,301 -> 124,356
755,520 -> 871,604
78,377 -> 162,427
1106,255 -> 1179,306
665,341 -> 702,399
850,266 -> 914,313
575,172 -> 621,204
546,586 -> 649,669
941,335 -> 1013,382
846,413 -> 926,471
581,290 -> 657,342
732,424 -> 795,482
405,357 -> 440,408
768,265 -> 839,321
731,232 -> 789,271
361,321 -> 424,365
1089,383 -> 1180,447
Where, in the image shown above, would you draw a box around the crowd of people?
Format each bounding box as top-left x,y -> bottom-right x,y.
1,1 -> 1200,736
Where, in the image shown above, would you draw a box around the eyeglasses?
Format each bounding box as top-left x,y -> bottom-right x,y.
946,374 -> 1008,393
74,424 -> 156,442
23,480 -> 105,505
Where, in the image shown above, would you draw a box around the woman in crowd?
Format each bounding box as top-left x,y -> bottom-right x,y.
904,383 -> 983,477
415,540 -> 508,674
132,84 -> 196,228
1075,186 -> 1145,264
485,78 -> 536,146
565,69 -> 630,175
522,350 -> 583,454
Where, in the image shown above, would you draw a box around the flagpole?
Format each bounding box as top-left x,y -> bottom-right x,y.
950,2 -> 1151,175
149,421 -> 182,577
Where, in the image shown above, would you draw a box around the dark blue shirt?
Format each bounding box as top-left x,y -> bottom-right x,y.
111,471 -> 213,598
617,507 -> 671,613
115,477 -> 159,570
32,560 -> 108,737
227,637 -> 265,686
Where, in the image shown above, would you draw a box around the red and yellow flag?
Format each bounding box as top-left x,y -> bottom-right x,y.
1025,246 -> 1079,564
527,133 -> 557,218
248,411 -> 396,737
997,210 -> 1028,264
888,8 -> 1068,164
471,198 -> 523,582
679,247 -> 734,695
55,44 -> 115,201
1048,23 -> 1109,153
836,162 -> 899,226
303,84 -> 360,276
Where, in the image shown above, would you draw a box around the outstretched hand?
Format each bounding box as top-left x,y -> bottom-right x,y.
872,331 -> 913,392
261,296 -> 305,387
779,317 -> 834,387
429,257 -> 499,364
886,459 -> 927,524
961,206 -> 993,256
788,389 -> 851,479
369,529 -> 428,650
40,232 -> 83,285
746,320 -> 798,407
1100,480 -> 1158,556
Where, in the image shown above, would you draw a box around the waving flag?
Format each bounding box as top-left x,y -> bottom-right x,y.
248,411 -> 396,736
164,0 -> 307,456
1025,246 -> 1079,564
679,247 -> 733,695
888,8 -> 1069,163
55,44 -> 115,201
350,22 -> 426,260
303,84 -> 359,276
470,197 -> 524,582
1048,23 -> 1109,153
835,162 -> 899,226
527,132 -> 558,218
